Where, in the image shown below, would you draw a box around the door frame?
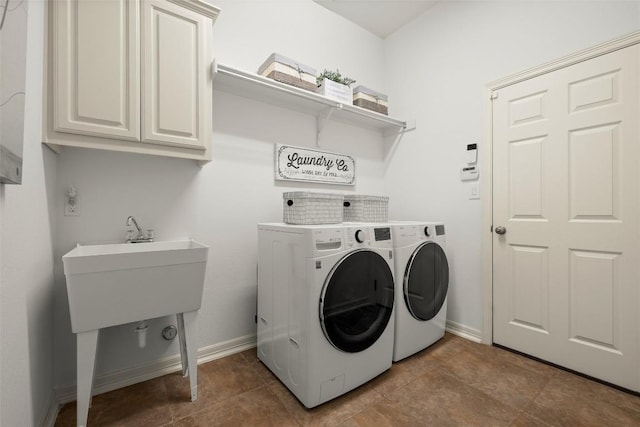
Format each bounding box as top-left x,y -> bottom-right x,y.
481,30 -> 640,345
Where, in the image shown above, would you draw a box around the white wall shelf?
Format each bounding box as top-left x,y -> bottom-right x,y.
212,61 -> 415,145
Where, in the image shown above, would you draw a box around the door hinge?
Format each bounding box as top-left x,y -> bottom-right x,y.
490,91 -> 498,100
490,225 -> 493,232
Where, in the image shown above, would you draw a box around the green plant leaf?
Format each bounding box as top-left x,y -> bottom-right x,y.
317,68 -> 356,87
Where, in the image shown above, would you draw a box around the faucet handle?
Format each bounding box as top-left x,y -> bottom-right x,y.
124,216 -> 154,242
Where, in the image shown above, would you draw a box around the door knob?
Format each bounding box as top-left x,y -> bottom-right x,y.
495,226 -> 506,235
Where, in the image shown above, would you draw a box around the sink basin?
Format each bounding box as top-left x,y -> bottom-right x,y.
63,240 -> 209,333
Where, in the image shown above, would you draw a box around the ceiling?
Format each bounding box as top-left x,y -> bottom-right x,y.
313,0 -> 439,38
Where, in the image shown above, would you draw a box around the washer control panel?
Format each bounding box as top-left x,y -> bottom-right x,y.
348,228 -> 369,247
374,227 -> 391,242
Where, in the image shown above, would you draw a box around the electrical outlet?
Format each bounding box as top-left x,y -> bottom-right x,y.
65,187 -> 80,216
65,200 -> 80,216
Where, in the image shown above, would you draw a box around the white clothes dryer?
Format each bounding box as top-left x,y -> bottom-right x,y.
257,223 -> 395,408
390,221 -> 449,362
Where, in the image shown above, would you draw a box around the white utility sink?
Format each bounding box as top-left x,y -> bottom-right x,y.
62,240 -> 209,427
63,240 -> 208,333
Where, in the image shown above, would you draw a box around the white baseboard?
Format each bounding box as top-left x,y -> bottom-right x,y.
446,320 -> 483,343
39,393 -> 60,427
55,334 -> 257,405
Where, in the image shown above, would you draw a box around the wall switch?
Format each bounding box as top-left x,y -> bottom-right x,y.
469,183 -> 480,200
65,186 -> 80,216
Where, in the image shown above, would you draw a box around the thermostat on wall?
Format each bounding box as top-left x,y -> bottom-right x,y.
467,143 -> 478,164
460,165 -> 479,181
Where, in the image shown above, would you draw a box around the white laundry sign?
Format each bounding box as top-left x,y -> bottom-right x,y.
275,144 -> 355,185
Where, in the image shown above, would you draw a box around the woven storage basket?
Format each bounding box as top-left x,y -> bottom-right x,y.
353,86 -> 388,115
343,195 -> 389,222
258,53 -> 318,92
283,192 -> 344,225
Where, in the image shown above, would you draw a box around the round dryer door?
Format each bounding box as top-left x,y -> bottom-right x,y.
320,250 -> 394,353
404,241 -> 449,321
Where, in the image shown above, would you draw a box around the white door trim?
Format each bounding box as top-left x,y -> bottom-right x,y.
481,30 -> 640,344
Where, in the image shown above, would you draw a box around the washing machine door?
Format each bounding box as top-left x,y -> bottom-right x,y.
404,241 -> 449,321
320,250 -> 395,353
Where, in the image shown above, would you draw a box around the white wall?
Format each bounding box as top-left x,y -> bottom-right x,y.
383,0 -> 640,334
52,0 -> 391,390
0,1 -> 57,425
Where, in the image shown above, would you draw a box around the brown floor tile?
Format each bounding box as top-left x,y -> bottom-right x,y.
55,335 -> 640,427
337,397 -> 424,427
173,385 -> 299,426
165,353 -> 266,420
367,357 -> 441,398
238,347 -> 259,363
412,332 -> 470,363
239,347 -> 280,385
252,359 -> 281,385
55,377 -> 171,427
467,341 -> 560,378
509,411 -> 552,427
435,341 -> 552,410
54,402 -> 76,427
523,370 -> 640,426
386,368 -> 520,426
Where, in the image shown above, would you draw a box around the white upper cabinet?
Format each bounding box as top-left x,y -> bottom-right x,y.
141,0 -> 212,150
45,0 -> 219,161
53,0 -> 140,140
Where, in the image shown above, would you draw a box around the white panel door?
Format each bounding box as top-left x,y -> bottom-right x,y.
141,0 -> 212,150
492,45 -> 639,391
53,0 -> 139,140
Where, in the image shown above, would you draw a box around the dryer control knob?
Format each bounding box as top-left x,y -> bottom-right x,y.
424,226 -> 430,237
355,230 -> 365,243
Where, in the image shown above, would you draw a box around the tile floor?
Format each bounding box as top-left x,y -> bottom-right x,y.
55,333 -> 640,426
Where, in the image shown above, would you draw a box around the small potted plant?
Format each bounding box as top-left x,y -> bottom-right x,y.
317,69 -> 356,104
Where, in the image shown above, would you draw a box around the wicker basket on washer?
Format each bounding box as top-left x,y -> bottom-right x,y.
283,192 -> 344,225
343,195 -> 389,222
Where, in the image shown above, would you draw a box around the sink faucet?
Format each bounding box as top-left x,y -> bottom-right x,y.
126,216 -> 154,243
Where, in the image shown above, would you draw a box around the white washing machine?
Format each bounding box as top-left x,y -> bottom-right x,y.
257,223 -> 395,408
390,221 -> 449,362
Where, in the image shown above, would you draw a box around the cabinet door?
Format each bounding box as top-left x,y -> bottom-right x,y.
141,0 -> 213,151
53,0 -> 140,140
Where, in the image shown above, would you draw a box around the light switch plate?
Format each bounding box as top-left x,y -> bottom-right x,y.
469,183 -> 480,200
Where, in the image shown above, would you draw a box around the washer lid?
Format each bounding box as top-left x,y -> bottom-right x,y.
320,250 -> 394,353
404,241 -> 449,321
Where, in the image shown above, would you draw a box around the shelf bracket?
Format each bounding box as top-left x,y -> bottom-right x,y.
383,129 -> 406,169
383,118 -> 416,139
382,118 -> 416,167
211,58 -> 218,80
316,106 -> 338,147
401,119 -> 416,134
